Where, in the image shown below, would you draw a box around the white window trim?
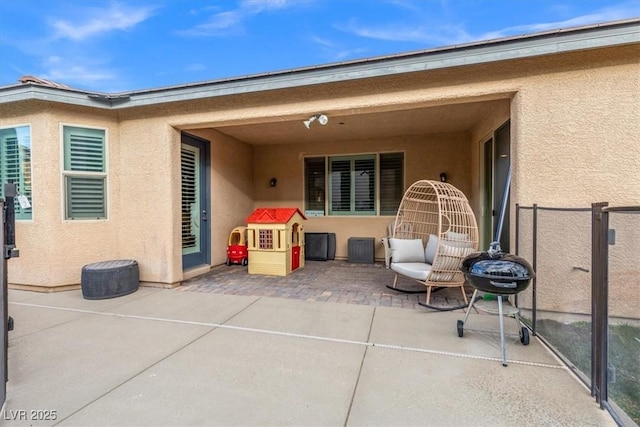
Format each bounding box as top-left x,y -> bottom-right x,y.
60,123 -> 109,222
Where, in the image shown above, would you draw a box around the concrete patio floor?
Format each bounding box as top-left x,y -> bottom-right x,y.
4,269 -> 616,426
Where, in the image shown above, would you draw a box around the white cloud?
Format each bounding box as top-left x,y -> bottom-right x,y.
180,0 -> 308,37
186,63 -> 207,72
339,20 -> 472,45
479,3 -> 640,40
338,1 -> 640,47
239,0 -> 293,13
50,2 -> 156,41
180,11 -> 244,36
41,55 -> 117,88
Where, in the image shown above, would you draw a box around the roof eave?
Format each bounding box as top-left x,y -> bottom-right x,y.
1,18 -> 638,110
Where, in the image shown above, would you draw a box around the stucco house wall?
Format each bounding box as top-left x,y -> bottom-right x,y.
1,101 -> 121,289
252,132 -> 474,260
0,21 -> 637,307
508,50 -> 639,319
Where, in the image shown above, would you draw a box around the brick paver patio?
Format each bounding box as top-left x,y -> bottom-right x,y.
179,260 -> 470,310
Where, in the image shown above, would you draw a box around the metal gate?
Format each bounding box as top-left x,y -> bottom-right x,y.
0,197 -> 6,409
1,184 -> 20,410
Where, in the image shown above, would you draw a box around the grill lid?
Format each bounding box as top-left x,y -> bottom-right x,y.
461,252 -> 535,281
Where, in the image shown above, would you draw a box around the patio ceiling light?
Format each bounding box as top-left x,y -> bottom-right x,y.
303,114 -> 328,129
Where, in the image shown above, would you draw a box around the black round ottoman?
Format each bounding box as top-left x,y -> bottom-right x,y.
81,260 -> 139,300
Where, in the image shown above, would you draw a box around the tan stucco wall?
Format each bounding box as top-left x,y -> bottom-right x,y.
0,102 -> 121,288
1,43 -> 638,305
508,57 -> 639,319
252,132 -> 473,260
0,103 -> 254,288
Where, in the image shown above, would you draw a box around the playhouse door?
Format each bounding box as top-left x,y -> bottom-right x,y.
291,246 -> 300,270
291,223 -> 300,270
181,133 -> 210,269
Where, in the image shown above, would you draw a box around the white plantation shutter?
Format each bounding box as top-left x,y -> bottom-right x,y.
329,158 -> 351,213
354,157 -> 375,213
307,152 -> 403,216
181,145 -> 199,252
63,126 -> 106,219
329,155 -> 375,215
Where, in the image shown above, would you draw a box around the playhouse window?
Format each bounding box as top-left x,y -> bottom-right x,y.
62,125 -> 107,220
259,229 -> 274,249
0,125 -> 32,220
304,152 -> 403,216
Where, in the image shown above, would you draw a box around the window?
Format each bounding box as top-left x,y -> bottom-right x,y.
259,229 -> 273,249
379,153 -> 404,215
304,152 -> 403,216
304,157 -> 325,215
62,125 -> 107,220
0,125 -> 32,220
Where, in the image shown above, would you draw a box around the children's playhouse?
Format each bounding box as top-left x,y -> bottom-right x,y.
246,208 -> 306,276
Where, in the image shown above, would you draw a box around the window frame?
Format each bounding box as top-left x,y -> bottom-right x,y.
303,151 -> 404,217
61,124 -> 108,221
0,124 -> 33,221
328,154 -> 376,216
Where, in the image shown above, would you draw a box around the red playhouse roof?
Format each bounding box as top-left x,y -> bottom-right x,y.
246,208 -> 307,224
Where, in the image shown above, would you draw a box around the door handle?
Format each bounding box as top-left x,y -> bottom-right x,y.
202,210 -> 208,221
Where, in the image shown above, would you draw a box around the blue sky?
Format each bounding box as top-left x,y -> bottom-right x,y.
1,0 -> 638,92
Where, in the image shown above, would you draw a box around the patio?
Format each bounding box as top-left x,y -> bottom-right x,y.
179,260 -> 469,310
4,260 -> 616,426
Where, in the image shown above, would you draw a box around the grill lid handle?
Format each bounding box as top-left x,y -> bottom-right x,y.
490,280 -> 517,288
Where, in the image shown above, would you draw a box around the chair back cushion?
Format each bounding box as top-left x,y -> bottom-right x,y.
389,238 -> 425,263
424,234 -> 438,264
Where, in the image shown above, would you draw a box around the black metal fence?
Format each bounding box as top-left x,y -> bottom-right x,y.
516,203 -> 640,427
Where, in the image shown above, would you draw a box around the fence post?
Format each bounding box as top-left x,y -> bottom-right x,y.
591,202 -> 609,406
532,203 -> 537,336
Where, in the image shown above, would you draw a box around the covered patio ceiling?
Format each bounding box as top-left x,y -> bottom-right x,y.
213,99 -> 509,146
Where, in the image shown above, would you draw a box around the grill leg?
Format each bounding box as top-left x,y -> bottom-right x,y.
459,286 -> 468,304
498,296 -> 507,366
461,289 -> 478,324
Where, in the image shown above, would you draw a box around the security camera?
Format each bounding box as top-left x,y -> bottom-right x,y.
318,114 -> 328,125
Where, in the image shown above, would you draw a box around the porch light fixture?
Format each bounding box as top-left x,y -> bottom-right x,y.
303,114 -> 328,129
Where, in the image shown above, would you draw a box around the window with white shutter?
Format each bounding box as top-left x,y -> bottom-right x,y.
0,125 -> 32,220
304,152 -> 403,216
62,126 -> 107,220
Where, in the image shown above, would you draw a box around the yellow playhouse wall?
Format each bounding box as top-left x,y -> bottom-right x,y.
247,223 -> 290,276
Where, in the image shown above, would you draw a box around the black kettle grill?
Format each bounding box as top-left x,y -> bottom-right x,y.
457,242 -> 536,366
461,245 -> 535,295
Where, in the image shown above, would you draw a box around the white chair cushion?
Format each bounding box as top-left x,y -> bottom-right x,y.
390,262 -> 432,281
389,238 -> 425,263
424,234 -> 438,264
